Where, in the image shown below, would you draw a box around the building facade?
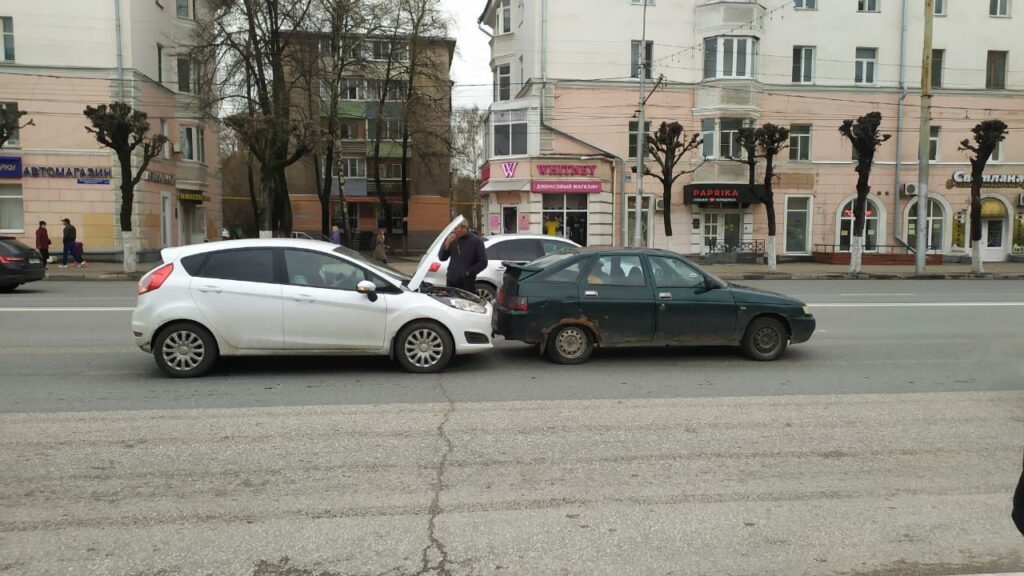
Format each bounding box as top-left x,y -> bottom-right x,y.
477,0 -> 1023,262
0,0 -> 221,258
269,33 -> 455,250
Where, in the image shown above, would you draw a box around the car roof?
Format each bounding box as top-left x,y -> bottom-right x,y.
162,238 -> 337,261
485,234 -> 579,243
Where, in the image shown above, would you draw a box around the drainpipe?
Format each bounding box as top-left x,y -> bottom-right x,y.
893,0 -> 908,238
114,0 -> 125,102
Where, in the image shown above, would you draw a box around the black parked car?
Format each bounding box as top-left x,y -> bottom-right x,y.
0,236 -> 46,292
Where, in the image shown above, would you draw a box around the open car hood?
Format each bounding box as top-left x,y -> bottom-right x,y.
407,215 -> 467,292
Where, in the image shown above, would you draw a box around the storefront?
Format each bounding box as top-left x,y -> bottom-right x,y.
682,182 -> 762,255
479,158 -> 614,246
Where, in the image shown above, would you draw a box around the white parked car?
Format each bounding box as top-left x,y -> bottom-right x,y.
423,233 -> 580,300
132,218 -> 492,377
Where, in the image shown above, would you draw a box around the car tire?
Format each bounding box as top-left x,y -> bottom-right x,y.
153,322 -> 219,378
0,284 -> 19,293
395,320 -> 454,373
475,282 -> 497,302
546,325 -> 594,365
741,316 -> 788,361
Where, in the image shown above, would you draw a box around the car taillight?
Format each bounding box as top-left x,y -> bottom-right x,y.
507,297 -> 528,311
139,263 -> 174,295
428,262 -> 441,272
0,255 -> 25,264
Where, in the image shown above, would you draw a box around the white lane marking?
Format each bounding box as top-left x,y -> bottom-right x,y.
838,293 -> 916,296
0,305 -> 134,309
810,302 -> 1024,307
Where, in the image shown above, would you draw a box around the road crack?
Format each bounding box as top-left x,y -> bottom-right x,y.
415,381 -> 455,576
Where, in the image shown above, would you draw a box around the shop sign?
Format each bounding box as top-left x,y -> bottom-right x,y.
77,178 -> 110,185
683,183 -> 763,205
0,156 -> 22,178
947,171 -> 1024,189
500,162 -> 518,178
179,191 -> 207,203
144,170 -> 176,185
531,180 -> 602,194
22,166 -> 113,178
535,164 -> 598,177
480,163 -> 491,184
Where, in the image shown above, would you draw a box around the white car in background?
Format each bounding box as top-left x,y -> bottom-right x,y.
131,218 -> 492,377
422,234 -> 580,300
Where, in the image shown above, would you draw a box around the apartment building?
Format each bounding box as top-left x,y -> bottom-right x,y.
0,0 -> 220,258
477,0 -> 1023,262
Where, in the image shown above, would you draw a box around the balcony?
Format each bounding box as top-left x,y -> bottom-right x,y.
692,160 -> 751,184
696,0 -> 766,36
694,81 -> 762,115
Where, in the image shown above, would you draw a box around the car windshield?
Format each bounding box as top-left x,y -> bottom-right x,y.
0,239 -> 33,255
332,245 -> 410,284
527,250 -> 579,269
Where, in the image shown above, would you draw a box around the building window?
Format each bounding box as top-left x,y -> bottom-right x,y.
991,140 -> 1002,162
855,47 -> 877,84
789,124 -> 811,161
496,0 -> 511,34
493,109 -> 527,157
931,49 -> 944,88
366,79 -> 406,101
631,0 -> 655,4
838,198 -> 880,251
858,0 -> 879,12
381,162 -> 403,180
792,46 -> 815,83
719,118 -> 745,159
703,36 -> 757,80
542,194 -> 588,246
628,120 -> 651,159
160,119 -> 170,159
177,56 -> 199,93
364,39 -> 406,61
990,0 -> 1010,16
339,118 -> 362,140
156,44 -> 164,84
929,126 -> 940,162
795,0 -> 817,9
701,118 -> 715,158
631,40 -> 653,79
179,125 -> 205,163
341,77 -> 365,100
341,158 -> 367,178
176,0 -> 194,19
0,17 -> 13,62
986,51 -> 1007,89
495,64 -> 511,101
368,117 -> 403,141
1,102 -> 20,147
0,183 -> 22,232
934,0 -> 946,15
906,198 -> 944,250
785,196 -> 812,254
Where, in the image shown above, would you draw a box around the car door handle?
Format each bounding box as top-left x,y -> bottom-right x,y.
658,292 -> 672,300
584,290 -> 599,298
291,293 -> 316,303
198,285 -> 222,294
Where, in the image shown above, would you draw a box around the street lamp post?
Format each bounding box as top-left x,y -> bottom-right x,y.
632,0 -> 649,248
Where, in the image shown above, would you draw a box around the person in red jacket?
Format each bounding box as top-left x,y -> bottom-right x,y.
34,221 -> 51,268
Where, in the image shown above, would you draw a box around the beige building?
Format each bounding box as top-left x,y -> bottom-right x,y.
478,0 -> 1023,263
0,0 -> 221,259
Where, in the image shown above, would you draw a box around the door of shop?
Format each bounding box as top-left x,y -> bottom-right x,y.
502,206 -> 518,234
703,210 -> 742,250
981,218 -> 1007,261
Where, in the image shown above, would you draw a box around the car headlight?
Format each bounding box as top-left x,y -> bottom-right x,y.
450,298 -> 487,314
802,305 -> 812,316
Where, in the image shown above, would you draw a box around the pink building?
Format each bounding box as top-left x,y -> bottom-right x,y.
477,0 -> 1023,263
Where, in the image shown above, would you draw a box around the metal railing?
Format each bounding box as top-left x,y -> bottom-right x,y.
705,239 -> 765,254
813,244 -> 943,255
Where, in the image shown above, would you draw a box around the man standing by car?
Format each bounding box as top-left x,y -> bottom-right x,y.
439,221 -> 487,292
35,221 -> 51,267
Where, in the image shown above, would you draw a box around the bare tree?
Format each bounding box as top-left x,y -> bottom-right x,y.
747,124 -> 790,273
450,105 -> 486,228
958,119 -> 1009,274
839,112 -> 891,274
0,105 -> 31,150
642,121 -> 702,252
83,103 -> 168,273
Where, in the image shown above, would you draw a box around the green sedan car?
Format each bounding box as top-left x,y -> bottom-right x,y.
492,248 -> 815,364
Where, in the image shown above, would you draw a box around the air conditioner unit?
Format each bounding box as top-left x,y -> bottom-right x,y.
172,142 -> 182,153
655,197 -> 665,212
900,183 -> 918,197
1018,193 -> 1024,208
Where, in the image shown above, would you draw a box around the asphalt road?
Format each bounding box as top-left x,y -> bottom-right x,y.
1,280 -> 1022,576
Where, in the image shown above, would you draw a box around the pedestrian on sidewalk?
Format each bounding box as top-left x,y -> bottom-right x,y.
59,218 -> 86,268
372,228 -> 389,264
438,220 -> 487,292
330,225 -> 342,245
35,221 -> 51,267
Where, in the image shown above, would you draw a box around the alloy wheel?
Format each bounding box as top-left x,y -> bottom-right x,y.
404,328 -> 445,369
161,330 -> 206,372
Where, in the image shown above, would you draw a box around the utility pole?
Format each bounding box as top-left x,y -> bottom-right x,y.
632,0 -> 649,248
915,0 -> 934,274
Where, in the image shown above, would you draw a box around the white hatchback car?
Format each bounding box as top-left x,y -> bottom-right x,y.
132,219 -> 492,377
422,234 -> 579,300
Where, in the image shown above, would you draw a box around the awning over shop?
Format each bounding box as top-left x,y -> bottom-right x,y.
478,179 -> 530,196
981,197 -> 1009,218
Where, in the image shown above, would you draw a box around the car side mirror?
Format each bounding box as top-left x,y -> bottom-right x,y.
356,280 -> 378,302
696,277 -> 718,294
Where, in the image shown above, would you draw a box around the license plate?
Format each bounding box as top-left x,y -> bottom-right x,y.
28,258 -> 40,264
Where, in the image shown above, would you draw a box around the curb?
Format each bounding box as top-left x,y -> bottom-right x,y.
43,273 -> 146,282
720,273 -> 1024,281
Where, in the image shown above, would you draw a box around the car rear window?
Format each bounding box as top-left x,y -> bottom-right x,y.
0,239 -> 32,255
180,253 -> 206,276
195,248 -> 275,283
488,239 -> 541,262
528,250 -> 577,269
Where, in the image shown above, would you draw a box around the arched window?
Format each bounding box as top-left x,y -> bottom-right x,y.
839,198 -> 879,252
906,198 -> 944,251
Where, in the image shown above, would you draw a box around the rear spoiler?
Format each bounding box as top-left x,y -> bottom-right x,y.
501,261 -> 544,280
159,246 -> 185,263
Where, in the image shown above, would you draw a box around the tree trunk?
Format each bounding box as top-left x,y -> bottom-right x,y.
972,240 -> 984,274
767,237 -> 777,273
969,172 -> 984,274
258,168 -> 274,238
662,188 -> 673,238
117,151 -> 137,273
850,235 -> 863,274
247,157 -> 261,238
763,155 -> 777,273
122,229 -> 137,274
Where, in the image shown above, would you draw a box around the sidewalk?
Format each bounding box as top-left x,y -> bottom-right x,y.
40,258 -> 1024,282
